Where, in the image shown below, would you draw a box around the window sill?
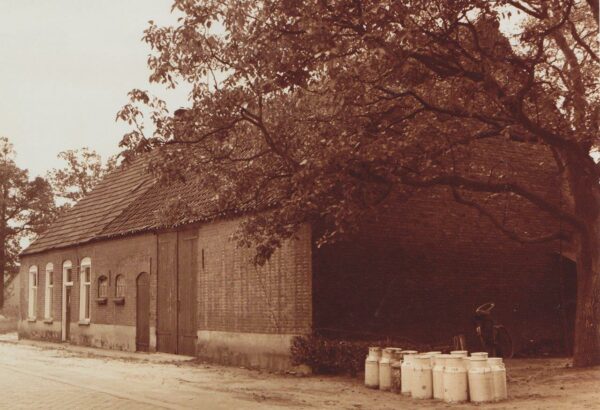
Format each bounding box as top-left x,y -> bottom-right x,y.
95,297 -> 108,305
43,318 -> 53,324
78,319 -> 91,326
26,317 -> 36,323
113,297 -> 125,306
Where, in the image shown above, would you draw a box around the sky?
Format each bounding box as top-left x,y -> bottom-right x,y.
0,0 -> 189,178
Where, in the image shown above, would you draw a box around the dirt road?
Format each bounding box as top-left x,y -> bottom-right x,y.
0,335 -> 598,409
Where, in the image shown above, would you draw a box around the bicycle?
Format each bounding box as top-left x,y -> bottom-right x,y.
474,302 -> 514,358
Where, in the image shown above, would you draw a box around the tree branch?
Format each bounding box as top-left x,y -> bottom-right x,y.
399,172 -> 585,230
451,187 -> 568,244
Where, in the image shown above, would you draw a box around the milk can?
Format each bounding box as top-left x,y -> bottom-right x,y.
426,351 -> 442,366
412,355 -> 433,399
468,356 -> 494,403
391,361 -> 403,394
379,348 -> 394,391
365,347 -> 381,388
400,350 -> 418,396
433,354 -> 450,400
389,349 -> 403,394
488,357 -> 508,401
468,352 -> 488,372
450,350 -> 468,357
463,356 -> 472,371
443,356 -> 468,403
391,348 -> 404,362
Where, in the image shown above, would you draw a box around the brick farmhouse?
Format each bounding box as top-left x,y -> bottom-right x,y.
18,141 -> 576,370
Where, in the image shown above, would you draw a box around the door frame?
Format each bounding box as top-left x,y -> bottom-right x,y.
136,272 -> 150,352
61,261 -> 74,341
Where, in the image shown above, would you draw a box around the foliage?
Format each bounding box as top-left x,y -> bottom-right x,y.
290,334 -> 424,376
47,147 -> 117,210
0,137 -> 55,307
118,1 -> 600,366
290,335 -> 374,376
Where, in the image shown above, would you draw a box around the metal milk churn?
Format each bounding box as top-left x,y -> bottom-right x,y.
390,349 -> 403,394
433,354 -> 450,400
488,357 -> 508,401
400,350 -> 418,396
468,356 -> 494,403
379,348 -> 394,391
412,354 -> 433,399
443,356 -> 468,403
365,347 -> 381,388
426,351 -> 442,366
467,352 -> 488,372
450,350 -> 468,356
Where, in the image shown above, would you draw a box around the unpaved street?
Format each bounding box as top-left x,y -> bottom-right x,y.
0,335 -> 598,409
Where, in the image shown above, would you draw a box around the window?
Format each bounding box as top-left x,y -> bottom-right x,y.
28,266 -> 38,319
63,260 -> 73,285
44,263 -> 53,320
98,276 -> 108,298
79,257 -> 91,322
115,275 -> 126,298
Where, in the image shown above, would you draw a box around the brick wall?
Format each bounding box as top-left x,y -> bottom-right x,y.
19,233 -> 157,348
196,219 -> 312,335
313,138 -> 575,354
19,217 -> 313,357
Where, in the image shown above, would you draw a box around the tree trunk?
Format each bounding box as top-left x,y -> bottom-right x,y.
0,246 -> 4,309
569,163 -> 600,367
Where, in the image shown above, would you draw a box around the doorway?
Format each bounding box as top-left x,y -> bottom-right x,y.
156,230 -> 198,355
136,272 -> 150,352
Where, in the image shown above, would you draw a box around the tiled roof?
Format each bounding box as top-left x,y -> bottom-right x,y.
21,157 -> 154,255
22,153 -> 277,256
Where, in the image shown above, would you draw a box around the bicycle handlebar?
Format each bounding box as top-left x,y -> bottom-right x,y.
475,302 -> 495,315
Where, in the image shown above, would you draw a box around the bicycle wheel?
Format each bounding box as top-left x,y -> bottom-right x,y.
494,325 -> 514,358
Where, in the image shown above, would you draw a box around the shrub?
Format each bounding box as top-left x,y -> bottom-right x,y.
290,335 -> 426,376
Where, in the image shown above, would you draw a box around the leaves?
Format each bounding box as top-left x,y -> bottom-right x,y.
0,137 -> 56,304
47,147 -> 117,208
117,0 -> 598,260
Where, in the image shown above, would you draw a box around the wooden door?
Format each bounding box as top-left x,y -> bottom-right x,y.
178,232 -> 198,356
136,272 -> 150,352
65,287 -> 71,341
157,232 -> 177,353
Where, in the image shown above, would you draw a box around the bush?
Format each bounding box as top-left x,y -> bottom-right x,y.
290,335 -> 426,376
290,335 -> 367,376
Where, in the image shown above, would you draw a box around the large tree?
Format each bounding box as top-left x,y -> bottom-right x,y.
47,147 -> 117,210
0,138 -> 54,308
119,0 -> 599,366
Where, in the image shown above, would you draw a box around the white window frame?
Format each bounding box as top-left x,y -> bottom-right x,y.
27,265 -> 38,320
61,260 -> 73,341
44,263 -> 54,320
79,257 -> 91,323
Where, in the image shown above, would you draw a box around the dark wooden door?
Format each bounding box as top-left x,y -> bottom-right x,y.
65,287 -> 71,341
157,232 -> 177,353
178,232 -> 198,356
136,272 -> 150,352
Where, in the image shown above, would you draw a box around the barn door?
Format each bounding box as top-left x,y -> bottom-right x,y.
136,272 -> 150,352
178,232 -> 198,356
157,232 -> 177,353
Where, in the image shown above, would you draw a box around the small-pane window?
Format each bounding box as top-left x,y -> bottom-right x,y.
44,263 -> 53,319
115,275 -> 126,298
80,258 -> 91,321
28,266 -> 38,319
98,276 -> 108,298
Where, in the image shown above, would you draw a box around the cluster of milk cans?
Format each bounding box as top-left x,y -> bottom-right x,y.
364,347 -> 508,403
